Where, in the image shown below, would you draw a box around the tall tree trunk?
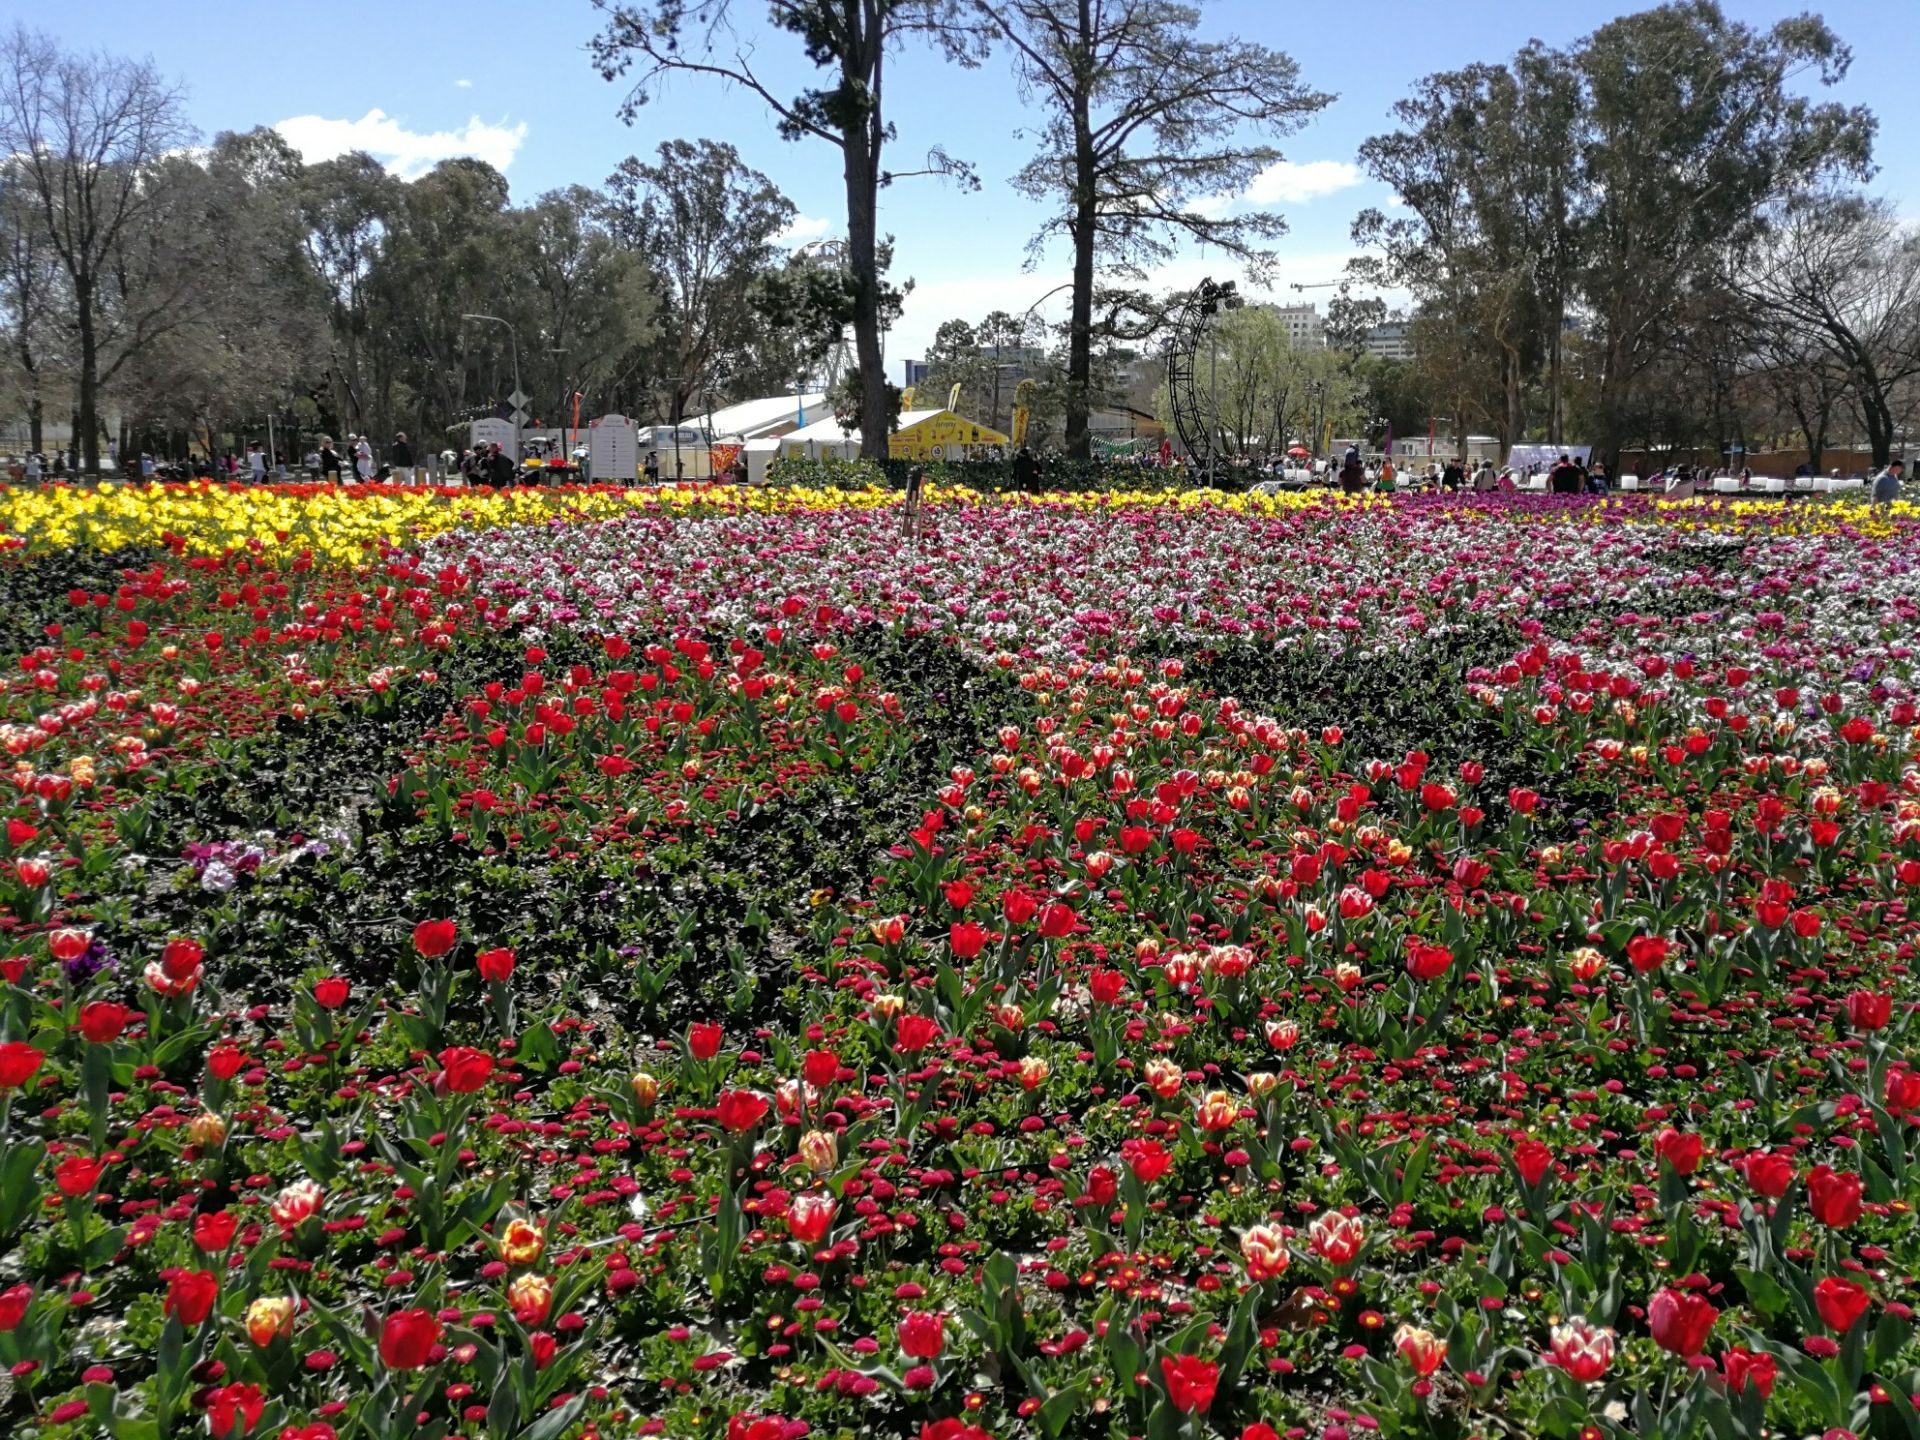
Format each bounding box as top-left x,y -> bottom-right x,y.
27,395 -> 42,457
1547,298 -> 1563,445
843,16 -> 889,465
75,274 -> 99,474
1064,14 -> 1095,463
1500,347 -> 1523,453
845,144 -> 885,462
1862,391 -> 1894,468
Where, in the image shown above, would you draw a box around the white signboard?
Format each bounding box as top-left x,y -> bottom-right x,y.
589,414 -> 639,484
470,417 -> 517,460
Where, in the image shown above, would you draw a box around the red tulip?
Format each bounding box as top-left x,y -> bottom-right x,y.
1646,1287 -> 1716,1357
164,1269 -> 219,1327
899,1310 -> 945,1359
475,947 -> 516,982
437,1045 -> 494,1094
1813,1276 -> 1871,1333
1001,890 -> 1038,926
1084,1165 -> 1118,1206
76,1001 -> 133,1043
46,928 -> 90,962
378,1308 -> 442,1369
1160,1353 -> 1218,1414
160,937 -> 204,981
1845,990 -> 1892,1032
0,1283 -> 31,1331
688,1022 -> 723,1060
207,1044 -> 247,1080
1513,1139 -> 1553,1187
207,1382 -> 265,1439
894,1013 -> 941,1054
1547,1318 -> 1613,1382
1088,969 -> 1127,1004
1036,901 -> 1076,938
1741,1150 -> 1795,1199
1393,1323 -> 1447,1376
802,1049 -> 839,1088
785,1191 -> 835,1244
1404,939 -> 1453,982
1122,1137 -> 1171,1184
1626,935 -> 1671,973
1653,1128 -> 1703,1176
412,919 -> 458,958
0,1041 -> 44,1090
54,1153 -> 105,1198
313,976 -> 350,1010
194,1210 -> 238,1252
1722,1345 -> 1776,1397
715,1089 -> 770,1134
1806,1165 -> 1863,1228
949,921 -> 987,959
920,1422 -> 992,1440
529,1329 -> 557,1369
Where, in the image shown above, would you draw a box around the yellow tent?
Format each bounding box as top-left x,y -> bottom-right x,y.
886,408 -> 1010,461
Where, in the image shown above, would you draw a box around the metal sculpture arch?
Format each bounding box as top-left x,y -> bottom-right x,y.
1166,291 -> 1209,470
1164,279 -> 1238,473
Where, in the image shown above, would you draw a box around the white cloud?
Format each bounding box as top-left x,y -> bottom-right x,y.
1243,159 -> 1363,206
274,108 -> 527,179
454,78 -> 473,89
776,214 -> 833,246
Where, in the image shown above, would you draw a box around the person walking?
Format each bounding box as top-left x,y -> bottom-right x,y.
388,431 -> 414,483
902,464 -> 927,541
1549,453 -> 1583,494
1338,444 -> 1366,495
247,443 -> 267,483
1872,458 -> 1906,506
1012,446 -> 1041,493
486,442 -> 517,486
352,434 -> 375,482
317,437 -> 343,482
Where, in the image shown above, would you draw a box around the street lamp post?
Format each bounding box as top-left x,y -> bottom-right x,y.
461,313 -> 523,462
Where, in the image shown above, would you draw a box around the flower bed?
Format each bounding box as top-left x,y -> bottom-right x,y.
0,484 -> 1914,1440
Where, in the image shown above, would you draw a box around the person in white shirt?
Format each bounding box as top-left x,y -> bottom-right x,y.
247,444 -> 267,483
352,434 -> 374,481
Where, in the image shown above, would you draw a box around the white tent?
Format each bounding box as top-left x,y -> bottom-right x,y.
706,394 -> 826,442
743,437 -> 785,485
779,412 -> 868,460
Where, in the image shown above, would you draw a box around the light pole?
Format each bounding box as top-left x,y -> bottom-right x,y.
462,314 -> 523,462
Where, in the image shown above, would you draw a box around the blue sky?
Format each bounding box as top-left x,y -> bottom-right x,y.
31,0 -> 1920,365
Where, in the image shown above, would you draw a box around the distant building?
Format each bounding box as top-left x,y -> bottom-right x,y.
1363,322 -> 1416,362
902,359 -> 930,387
1270,302 -> 1326,349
